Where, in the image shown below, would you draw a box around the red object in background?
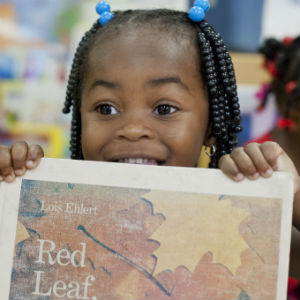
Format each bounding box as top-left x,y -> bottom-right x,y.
277,117 -> 294,129
265,60 -> 279,78
288,277 -> 300,300
285,80 -> 297,94
244,131 -> 272,145
283,36 -> 294,46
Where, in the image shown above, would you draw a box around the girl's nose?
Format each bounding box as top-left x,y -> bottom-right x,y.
115,120 -> 155,141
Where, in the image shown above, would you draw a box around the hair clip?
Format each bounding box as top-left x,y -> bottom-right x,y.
265,60 -> 278,78
188,0 -> 210,22
277,117 -> 294,130
283,36 -> 294,47
194,0 -> 210,12
285,80 -> 297,94
96,1 -> 114,25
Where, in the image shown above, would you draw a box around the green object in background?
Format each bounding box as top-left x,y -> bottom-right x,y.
55,5 -> 81,36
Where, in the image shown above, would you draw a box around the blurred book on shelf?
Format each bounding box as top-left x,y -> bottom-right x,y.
0,1 -> 78,158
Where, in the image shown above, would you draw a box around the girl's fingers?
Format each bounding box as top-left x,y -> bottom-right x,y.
220,142 -> 285,181
26,144 -> 44,169
0,145 -> 15,182
218,154 -> 244,181
244,143 -> 273,178
0,143 -> 44,183
11,141 -> 29,176
229,147 -> 259,180
259,141 -> 284,170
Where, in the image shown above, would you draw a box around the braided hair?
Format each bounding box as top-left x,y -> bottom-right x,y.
259,36 -> 300,120
63,9 -> 242,168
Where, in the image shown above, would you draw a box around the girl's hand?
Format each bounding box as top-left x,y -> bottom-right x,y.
0,141 -> 44,183
219,141 -> 300,229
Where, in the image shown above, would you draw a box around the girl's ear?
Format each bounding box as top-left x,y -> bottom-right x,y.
203,128 -> 216,148
204,135 -> 215,147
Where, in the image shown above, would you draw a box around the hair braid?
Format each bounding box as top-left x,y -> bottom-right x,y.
195,21 -> 241,167
63,21 -> 100,159
194,27 -> 220,167
70,108 -> 83,159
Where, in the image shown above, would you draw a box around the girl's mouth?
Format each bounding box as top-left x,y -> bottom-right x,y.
115,158 -> 163,165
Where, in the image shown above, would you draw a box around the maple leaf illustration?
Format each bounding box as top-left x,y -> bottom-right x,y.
11,180 -> 281,299
144,191 -> 250,276
14,222 -> 30,256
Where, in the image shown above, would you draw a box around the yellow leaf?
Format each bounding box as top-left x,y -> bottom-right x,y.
14,221 -> 30,256
144,191 -> 249,276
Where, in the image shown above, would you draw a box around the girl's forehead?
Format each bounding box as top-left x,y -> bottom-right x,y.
94,22 -> 194,46
89,28 -> 199,70
82,29 -> 203,94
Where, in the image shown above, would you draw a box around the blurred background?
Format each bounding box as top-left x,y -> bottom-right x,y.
0,0 -> 299,159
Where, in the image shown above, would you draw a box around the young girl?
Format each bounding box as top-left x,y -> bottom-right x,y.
256,36 -> 300,173
0,1 -> 299,297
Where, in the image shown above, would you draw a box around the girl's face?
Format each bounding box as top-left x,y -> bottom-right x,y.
80,30 -> 211,167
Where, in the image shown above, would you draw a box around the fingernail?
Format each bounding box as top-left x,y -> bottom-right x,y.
252,172 -> 259,179
235,173 -> 244,181
15,168 -> 25,176
0,175 -> 3,181
263,168 -> 273,177
26,161 -> 34,168
5,174 -> 15,182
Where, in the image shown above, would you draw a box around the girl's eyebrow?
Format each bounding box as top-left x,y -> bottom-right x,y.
88,76 -> 190,94
147,76 -> 190,92
88,79 -> 120,94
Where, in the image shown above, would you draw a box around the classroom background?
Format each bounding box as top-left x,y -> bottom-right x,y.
0,0 -> 299,158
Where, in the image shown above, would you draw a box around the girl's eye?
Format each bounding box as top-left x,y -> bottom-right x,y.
154,104 -> 178,115
96,104 -> 119,115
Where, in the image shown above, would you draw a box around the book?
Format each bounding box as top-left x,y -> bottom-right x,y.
0,158 -> 294,300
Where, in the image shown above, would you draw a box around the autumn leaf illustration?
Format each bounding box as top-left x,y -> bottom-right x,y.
14,222 -> 30,256
10,180 -> 282,300
144,191 -> 250,275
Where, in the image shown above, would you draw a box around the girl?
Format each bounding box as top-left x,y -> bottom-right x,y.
0,1 -> 299,297
256,36 -> 300,173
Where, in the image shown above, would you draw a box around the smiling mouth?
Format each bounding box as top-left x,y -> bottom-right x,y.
113,158 -> 163,165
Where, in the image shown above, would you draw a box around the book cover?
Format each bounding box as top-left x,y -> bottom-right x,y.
0,158 -> 294,300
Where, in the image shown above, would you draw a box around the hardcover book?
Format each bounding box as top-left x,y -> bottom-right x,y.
0,158 -> 294,300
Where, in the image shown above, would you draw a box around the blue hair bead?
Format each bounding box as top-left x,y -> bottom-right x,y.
99,11 -> 114,25
188,6 -> 205,22
193,0 -> 210,12
96,1 -> 111,15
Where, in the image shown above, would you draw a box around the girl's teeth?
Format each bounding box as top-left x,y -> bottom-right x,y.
118,158 -> 158,165
136,158 -> 143,164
